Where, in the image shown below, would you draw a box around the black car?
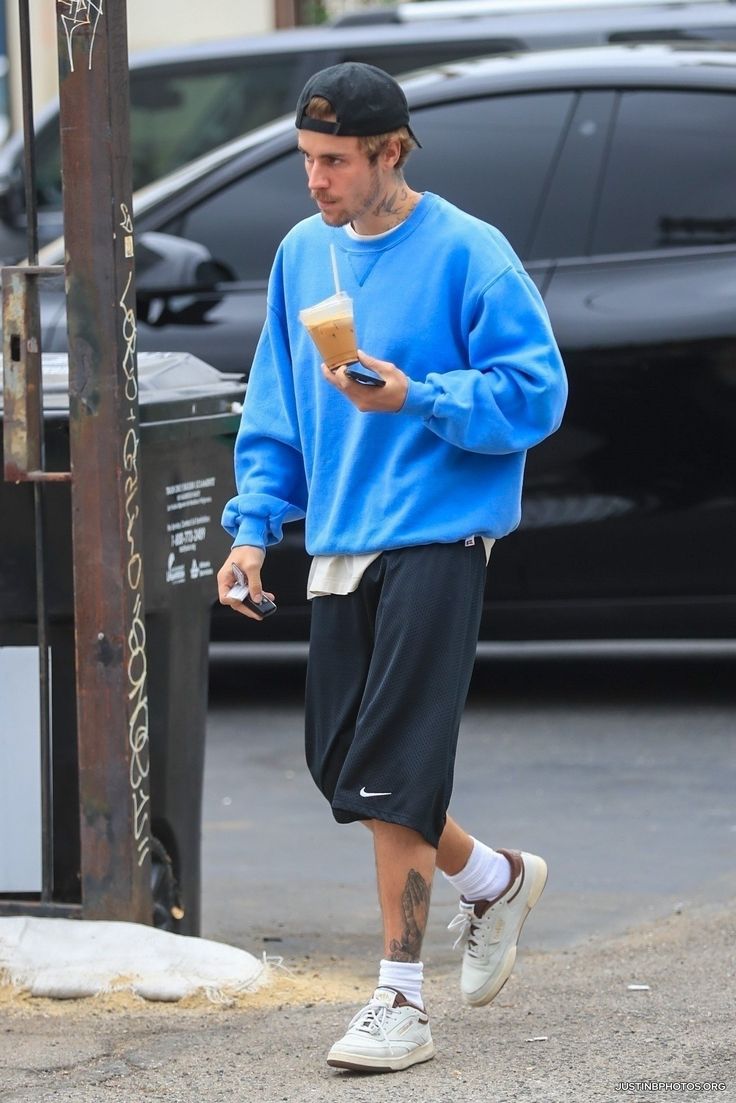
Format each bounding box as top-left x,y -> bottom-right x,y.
40,43 -> 736,642
3,0 -> 736,260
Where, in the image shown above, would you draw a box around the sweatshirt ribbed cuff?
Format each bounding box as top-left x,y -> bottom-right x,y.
233,519 -> 268,549
400,378 -> 436,418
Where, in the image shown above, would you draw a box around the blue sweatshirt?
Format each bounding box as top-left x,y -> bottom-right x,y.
222,192 -> 567,555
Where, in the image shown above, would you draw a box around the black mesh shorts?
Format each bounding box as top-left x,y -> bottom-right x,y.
304,540 -> 487,848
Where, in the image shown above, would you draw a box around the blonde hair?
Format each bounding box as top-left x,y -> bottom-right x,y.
303,95 -> 416,170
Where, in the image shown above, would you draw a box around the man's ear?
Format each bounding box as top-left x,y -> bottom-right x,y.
381,135 -> 402,171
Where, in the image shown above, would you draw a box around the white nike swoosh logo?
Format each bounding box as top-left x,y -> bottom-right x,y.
360,787 -> 392,798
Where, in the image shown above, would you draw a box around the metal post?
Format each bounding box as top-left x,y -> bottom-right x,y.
274,0 -> 300,27
55,0 -> 152,922
275,0 -> 319,27
17,0 -> 53,902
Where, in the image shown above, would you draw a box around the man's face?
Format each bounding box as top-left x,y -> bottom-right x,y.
297,129 -> 382,228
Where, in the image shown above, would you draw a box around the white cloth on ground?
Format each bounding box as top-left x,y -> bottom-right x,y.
0,916 -> 267,1002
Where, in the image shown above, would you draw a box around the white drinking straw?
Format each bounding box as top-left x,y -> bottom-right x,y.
330,243 -> 341,295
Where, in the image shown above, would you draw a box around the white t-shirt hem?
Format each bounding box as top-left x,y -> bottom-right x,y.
307,538 -> 495,599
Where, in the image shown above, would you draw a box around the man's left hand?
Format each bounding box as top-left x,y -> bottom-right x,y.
322,349 -> 408,412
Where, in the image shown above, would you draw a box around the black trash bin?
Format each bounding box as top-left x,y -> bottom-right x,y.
0,352 -> 244,934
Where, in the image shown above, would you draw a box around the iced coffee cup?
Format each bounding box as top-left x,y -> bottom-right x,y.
299,291 -> 358,372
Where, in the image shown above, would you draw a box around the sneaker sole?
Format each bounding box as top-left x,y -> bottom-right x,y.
464,855 -> 548,1008
327,1039 -> 436,1072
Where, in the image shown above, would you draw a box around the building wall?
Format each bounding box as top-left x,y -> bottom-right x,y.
4,0 -> 274,131
126,0 -> 272,51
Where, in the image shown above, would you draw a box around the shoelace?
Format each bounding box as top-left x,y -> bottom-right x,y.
448,903 -> 504,957
448,906 -> 476,953
350,1001 -> 399,1047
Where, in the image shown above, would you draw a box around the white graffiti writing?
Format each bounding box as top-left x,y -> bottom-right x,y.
123,429 -> 142,592
120,204 -> 134,258
119,203 -> 150,870
58,0 -> 103,73
119,270 -> 137,404
119,203 -> 133,235
127,592 -> 150,867
123,432 -> 149,867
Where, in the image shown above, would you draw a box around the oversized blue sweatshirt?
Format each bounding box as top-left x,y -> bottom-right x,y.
222,192 -> 567,555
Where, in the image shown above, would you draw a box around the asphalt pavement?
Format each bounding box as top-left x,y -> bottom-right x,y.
2,652 -> 735,1102
202,652 -> 736,960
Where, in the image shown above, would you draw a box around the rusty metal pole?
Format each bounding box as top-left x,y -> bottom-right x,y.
55,0 -> 152,922
274,0 -> 300,28
275,0 -> 322,27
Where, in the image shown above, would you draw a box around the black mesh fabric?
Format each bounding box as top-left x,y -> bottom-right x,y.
305,540 -> 486,847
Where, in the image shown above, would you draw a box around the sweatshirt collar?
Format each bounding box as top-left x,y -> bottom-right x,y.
332,192 -> 435,253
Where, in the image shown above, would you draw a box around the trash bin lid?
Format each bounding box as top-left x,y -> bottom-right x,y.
1,352 -> 245,422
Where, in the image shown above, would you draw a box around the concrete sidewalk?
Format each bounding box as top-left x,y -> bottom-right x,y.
1,900 -> 733,1103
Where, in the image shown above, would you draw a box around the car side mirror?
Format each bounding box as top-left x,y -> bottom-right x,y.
135,230 -> 235,294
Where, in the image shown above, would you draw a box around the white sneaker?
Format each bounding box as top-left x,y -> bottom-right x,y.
448,849 -> 548,1007
326,987 -> 435,1072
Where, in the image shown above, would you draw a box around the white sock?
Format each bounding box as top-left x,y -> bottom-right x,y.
378,959 -> 424,1009
443,837 -> 512,903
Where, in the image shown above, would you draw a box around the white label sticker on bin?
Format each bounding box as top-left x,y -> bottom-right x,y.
164,476 -> 216,585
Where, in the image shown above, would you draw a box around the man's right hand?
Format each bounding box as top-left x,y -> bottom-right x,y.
217,545 -> 273,620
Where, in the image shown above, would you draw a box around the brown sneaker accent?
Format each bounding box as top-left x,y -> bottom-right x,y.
380,988 -> 428,1021
464,849 -> 524,918
496,848 -> 525,905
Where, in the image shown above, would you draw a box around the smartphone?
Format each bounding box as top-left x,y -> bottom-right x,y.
345,364 -> 386,388
227,563 -> 277,618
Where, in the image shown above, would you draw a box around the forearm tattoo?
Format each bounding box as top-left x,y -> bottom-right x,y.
388,868 -> 431,962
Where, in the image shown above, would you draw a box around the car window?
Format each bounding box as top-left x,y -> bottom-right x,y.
407,93 -> 575,257
530,91 -> 614,260
30,56 -> 302,211
129,60 -> 301,187
591,90 -> 736,255
165,91 -> 574,277
165,152 -> 313,282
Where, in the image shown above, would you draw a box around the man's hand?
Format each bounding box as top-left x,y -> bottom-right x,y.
217,545 -> 274,620
322,349 -> 408,412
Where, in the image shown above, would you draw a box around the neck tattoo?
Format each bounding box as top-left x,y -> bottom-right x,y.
373,184 -> 419,229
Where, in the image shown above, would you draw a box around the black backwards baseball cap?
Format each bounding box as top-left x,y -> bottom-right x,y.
295,62 -> 421,146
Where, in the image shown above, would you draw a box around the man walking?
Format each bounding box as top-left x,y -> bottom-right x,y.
218,62 -> 566,1073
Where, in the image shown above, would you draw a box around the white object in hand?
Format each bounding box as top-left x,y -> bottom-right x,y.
227,563 -> 250,602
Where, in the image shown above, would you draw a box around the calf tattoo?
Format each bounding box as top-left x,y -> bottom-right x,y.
388,869 -> 432,962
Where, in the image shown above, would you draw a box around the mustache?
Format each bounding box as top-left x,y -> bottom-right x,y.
311,192 -> 337,203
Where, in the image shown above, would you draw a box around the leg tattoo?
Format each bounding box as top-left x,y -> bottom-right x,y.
388,869 -> 432,962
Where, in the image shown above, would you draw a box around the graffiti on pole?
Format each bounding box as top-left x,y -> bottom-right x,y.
120,202 -> 135,258
58,0 -> 103,73
118,202 -> 150,869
